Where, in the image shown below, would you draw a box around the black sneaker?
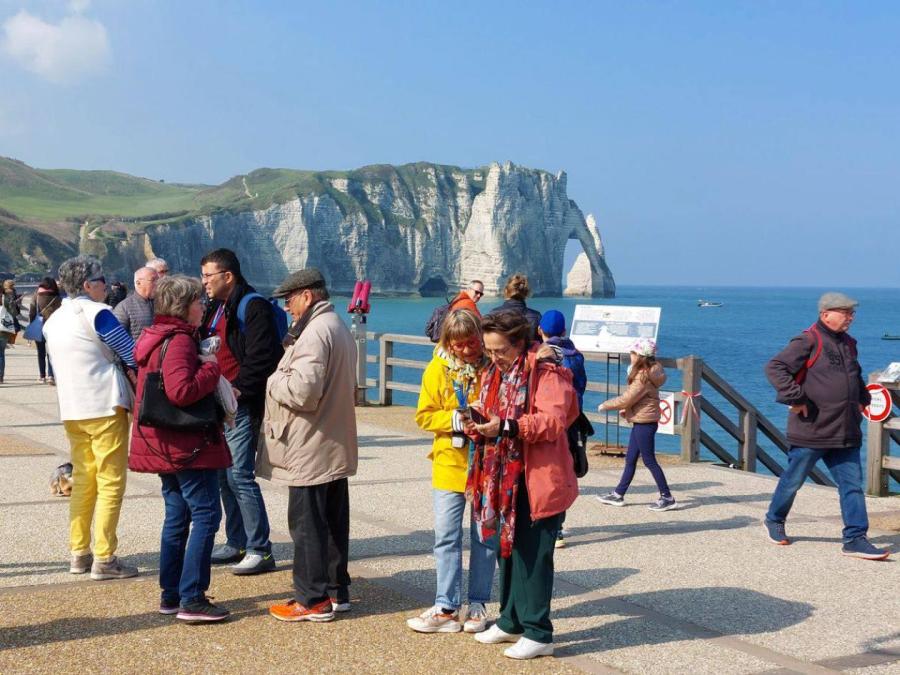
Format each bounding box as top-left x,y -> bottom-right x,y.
176,596 -> 230,623
159,596 -> 180,615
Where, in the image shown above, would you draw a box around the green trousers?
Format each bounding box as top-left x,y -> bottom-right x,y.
495,478 -> 562,644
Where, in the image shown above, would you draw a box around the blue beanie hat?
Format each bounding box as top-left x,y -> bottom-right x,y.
539,310 -> 566,337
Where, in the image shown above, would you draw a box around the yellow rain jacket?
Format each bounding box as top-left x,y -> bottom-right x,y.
415,348 -> 483,493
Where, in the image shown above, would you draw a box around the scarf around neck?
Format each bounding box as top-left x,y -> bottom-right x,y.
466,353 -> 529,558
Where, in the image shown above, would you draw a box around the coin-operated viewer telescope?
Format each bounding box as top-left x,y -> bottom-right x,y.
347,280 -> 371,405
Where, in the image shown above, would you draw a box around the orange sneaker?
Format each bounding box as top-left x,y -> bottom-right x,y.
269,598 -> 335,622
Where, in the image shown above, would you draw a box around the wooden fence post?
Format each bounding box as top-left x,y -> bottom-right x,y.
865,374 -> 889,497
378,336 -> 393,406
680,355 -> 702,463
740,409 -> 757,472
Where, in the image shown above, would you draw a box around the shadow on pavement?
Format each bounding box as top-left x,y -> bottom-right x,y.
554,586 -> 815,656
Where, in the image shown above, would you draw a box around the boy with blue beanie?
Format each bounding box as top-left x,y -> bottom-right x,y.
537,310 -> 587,548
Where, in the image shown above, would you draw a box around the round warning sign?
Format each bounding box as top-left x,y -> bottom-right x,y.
659,399 -> 672,425
863,383 -> 893,423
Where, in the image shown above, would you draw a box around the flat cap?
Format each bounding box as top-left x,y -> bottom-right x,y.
818,291 -> 858,312
272,268 -> 326,299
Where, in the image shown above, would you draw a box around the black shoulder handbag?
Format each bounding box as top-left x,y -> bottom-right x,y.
567,412 -> 594,478
138,336 -> 222,430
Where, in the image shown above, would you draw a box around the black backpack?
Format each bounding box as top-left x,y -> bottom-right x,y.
424,296 -> 454,342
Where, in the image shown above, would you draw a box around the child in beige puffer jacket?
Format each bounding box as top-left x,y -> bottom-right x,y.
596,338 -> 676,511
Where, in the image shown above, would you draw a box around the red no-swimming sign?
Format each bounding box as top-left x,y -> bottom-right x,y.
863,383 -> 893,423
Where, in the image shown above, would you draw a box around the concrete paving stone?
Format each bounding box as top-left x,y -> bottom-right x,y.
0,570 -> 579,675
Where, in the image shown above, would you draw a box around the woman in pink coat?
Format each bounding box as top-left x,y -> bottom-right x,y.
465,310 -> 579,660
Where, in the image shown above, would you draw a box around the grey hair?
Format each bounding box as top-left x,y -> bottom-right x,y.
57,256 -> 103,296
146,257 -> 168,273
154,275 -> 203,320
133,266 -> 158,284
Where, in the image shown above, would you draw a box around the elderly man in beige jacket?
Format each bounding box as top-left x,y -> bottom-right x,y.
256,268 -> 358,623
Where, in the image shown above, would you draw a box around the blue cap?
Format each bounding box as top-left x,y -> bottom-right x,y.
539,310 -> 566,337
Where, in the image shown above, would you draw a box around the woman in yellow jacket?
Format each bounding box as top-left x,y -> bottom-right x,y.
407,309 -> 496,635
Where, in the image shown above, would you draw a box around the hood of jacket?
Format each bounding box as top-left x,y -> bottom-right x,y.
135,315 -> 197,368
643,362 -> 666,387
544,336 -> 580,358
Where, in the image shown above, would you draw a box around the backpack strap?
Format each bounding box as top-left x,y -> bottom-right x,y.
794,323 -> 823,384
236,292 -> 265,333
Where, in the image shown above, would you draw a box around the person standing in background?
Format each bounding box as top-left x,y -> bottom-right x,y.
114,267 -> 159,341
29,276 -> 62,384
146,258 -> 170,277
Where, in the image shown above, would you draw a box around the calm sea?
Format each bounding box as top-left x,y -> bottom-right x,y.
331,285 -> 899,486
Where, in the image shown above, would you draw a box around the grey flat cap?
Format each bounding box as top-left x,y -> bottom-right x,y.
272,268 -> 326,298
818,291 -> 858,312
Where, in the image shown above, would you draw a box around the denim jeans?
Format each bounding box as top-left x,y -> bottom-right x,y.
615,422 -> 671,498
433,488 -> 497,610
766,446 -> 869,542
159,469 -> 222,606
219,403 -> 271,555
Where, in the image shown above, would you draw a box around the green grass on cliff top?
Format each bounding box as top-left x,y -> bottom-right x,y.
0,157 -> 506,224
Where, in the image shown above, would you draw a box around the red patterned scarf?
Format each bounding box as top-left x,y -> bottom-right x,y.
466,354 -> 528,558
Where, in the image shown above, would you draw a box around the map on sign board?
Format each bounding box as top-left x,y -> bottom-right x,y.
570,305 -> 662,354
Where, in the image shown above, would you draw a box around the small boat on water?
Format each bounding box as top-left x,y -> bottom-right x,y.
698,299 -> 723,308
882,333 -> 900,341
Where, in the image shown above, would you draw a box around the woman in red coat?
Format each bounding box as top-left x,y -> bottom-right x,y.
129,275 -> 231,623
466,310 -> 579,660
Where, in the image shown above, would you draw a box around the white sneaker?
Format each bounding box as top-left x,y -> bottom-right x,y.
406,605 -> 461,633
463,602 -> 488,633
230,552 -> 275,575
474,624 -> 520,644
504,637 -> 554,659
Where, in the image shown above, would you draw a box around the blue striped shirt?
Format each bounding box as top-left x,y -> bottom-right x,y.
94,309 -> 136,369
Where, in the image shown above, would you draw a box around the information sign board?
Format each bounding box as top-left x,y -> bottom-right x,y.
570,305 -> 662,354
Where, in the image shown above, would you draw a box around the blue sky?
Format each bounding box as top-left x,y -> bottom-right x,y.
1,1 -> 899,287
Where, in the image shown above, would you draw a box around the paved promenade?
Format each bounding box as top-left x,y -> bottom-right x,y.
0,345 -> 897,674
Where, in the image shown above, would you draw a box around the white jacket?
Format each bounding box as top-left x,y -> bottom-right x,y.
43,297 -> 131,421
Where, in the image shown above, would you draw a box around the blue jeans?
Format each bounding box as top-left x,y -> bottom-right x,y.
615,422 -> 671,498
159,469 -> 222,606
219,404 -> 271,555
433,488 -> 497,610
766,446 -> 869,542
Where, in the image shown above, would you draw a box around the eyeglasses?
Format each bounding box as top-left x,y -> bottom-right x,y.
449,337 -> 481,352
484,343 -> 517,358
472,290 -> 484,298
89,275 -> 106,284
828,308 -> 856,317
201,271 -> 228,281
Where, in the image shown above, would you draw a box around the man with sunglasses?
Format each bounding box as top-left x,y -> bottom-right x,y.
763,292 -> 889,560
449,280 -> 485,317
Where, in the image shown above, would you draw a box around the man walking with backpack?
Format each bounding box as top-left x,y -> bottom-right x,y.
763,292 -> 889,560
200,249 -> 284,574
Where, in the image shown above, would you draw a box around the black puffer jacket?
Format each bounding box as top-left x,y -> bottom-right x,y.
765,320 -> 871,449
488,299 -> 542,342
201,281 -> 284,415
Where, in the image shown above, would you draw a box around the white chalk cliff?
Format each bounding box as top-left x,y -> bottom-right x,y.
565,214 -> 614,296
137,162 -> 615,296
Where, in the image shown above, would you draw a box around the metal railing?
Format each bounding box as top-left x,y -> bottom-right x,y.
359,332 -> 849,486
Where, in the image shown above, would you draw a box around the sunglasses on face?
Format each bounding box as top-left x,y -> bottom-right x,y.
472,290 -> 484,297
89,276 -> 106,284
